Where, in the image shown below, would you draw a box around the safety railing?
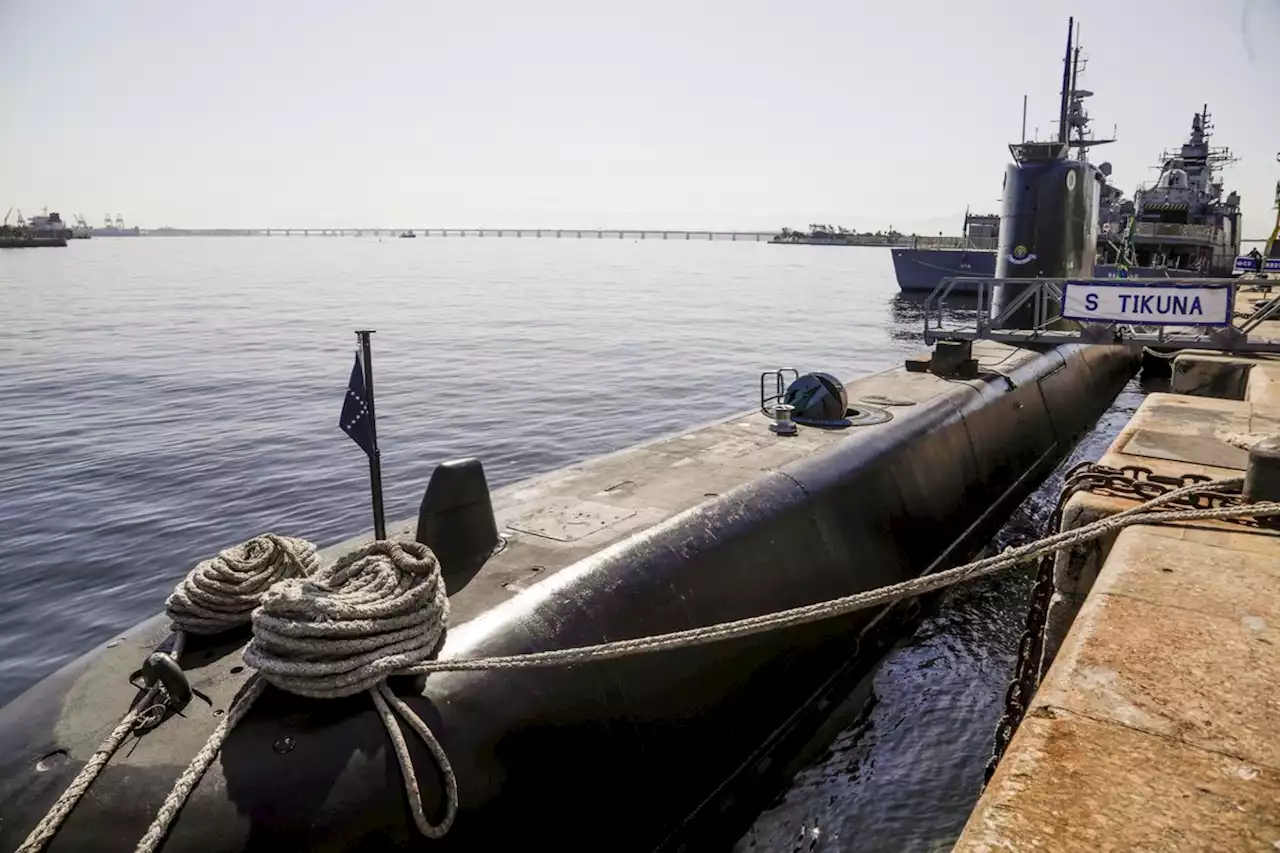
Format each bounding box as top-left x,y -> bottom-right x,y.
923,276 -> 1280,354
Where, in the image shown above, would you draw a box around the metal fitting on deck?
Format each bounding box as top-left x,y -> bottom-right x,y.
416,458 -> 501,586
769,403 -> 798,436
929,341 -> 979,379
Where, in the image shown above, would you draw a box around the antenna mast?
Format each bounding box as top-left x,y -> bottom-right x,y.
1057,17 -> 1074,145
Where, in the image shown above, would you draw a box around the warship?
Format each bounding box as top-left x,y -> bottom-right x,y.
1097,107 -> 1242,277
888,211 -> 999,293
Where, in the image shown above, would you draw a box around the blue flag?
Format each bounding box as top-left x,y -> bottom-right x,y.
340,350 -> 377,457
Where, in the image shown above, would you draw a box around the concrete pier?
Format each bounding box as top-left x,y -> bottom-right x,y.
955,286 -> 1280,852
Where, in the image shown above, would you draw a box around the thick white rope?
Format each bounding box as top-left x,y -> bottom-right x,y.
165,534 -> 320,634
247,539 -> 457,837
140,540 -> 457,851
13,634 -> 186,853
243,539 -> 449,698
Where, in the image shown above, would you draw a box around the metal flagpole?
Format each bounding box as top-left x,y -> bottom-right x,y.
356,330 -> 387,539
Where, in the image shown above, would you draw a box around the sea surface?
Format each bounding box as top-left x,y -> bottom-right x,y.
0,236 -> 1141,851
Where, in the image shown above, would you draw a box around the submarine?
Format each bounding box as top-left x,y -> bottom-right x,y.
0,22 -> 1137,853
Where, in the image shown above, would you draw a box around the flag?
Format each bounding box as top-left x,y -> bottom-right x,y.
340,350 -> 377,457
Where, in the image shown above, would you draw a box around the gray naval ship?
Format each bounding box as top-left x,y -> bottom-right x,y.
893,76 -> 1243,292
888,210 -> 1001,292
1096,107 -> 1242,276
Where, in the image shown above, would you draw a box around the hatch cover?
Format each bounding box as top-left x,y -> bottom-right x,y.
509,500 -> 638,542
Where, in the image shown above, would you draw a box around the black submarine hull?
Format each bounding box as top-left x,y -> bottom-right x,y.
0,344 -> 1138,852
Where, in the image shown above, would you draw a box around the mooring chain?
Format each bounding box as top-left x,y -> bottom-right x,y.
986,553 -> 1056,781
984,462 -> 1091,782
984,459 -> 1258,782
1069,463 -> 1257,523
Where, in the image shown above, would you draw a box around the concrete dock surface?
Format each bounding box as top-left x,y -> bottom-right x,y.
954,284 -> 1280,852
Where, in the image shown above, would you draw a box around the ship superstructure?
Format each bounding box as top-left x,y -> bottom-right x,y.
1102,108 -> 1241,275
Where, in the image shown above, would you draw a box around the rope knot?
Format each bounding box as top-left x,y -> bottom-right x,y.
165,534 -> 319,635
243,539 -> 449,699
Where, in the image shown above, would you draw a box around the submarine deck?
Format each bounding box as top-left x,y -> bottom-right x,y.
329,340 -> 1033,628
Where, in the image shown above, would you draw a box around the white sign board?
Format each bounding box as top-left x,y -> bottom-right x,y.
1061,280 -> 1233,327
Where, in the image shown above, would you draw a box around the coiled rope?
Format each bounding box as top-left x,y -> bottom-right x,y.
135,540 -> 456,853
20,477 -> 1280,853
165,534 -> 320,634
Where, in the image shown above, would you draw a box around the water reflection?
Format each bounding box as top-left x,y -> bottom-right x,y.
886,292 -> 984,346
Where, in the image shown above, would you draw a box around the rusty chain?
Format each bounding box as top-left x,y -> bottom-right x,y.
1066,461 -> 1259,526
984,459 -> 1259,783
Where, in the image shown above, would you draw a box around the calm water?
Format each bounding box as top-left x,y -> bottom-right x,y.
0,237 -> 1139,850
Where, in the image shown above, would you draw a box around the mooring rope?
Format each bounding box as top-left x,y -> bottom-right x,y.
17,533 -> 317,853
20,477 -> 1280,853
399,476 -> 1279,674
243,540 -> 448,698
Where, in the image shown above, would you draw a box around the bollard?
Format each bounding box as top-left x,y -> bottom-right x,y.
930,340 -> 979,379
1244,436 -> 1280,528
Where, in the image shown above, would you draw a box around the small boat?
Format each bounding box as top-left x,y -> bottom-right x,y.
399,231 -> 417,238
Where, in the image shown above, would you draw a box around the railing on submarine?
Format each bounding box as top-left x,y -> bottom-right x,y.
922,276 -> 1280,355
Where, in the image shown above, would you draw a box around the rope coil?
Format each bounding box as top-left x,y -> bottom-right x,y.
165,534 -> 319,635
140,539 -> 458,850
244,540 -> 449,698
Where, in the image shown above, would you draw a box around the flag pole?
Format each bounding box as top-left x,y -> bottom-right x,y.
356,329 -> 387,539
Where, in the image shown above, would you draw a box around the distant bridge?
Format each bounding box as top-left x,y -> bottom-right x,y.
119,227 -> 1280,244
139,228 -> 786,241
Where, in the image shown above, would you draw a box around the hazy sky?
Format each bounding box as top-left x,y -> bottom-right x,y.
2,0 -> 1278,233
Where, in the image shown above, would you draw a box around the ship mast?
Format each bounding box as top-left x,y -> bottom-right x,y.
1057,18 -> 1073,145
1062,28 -> 1115,162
